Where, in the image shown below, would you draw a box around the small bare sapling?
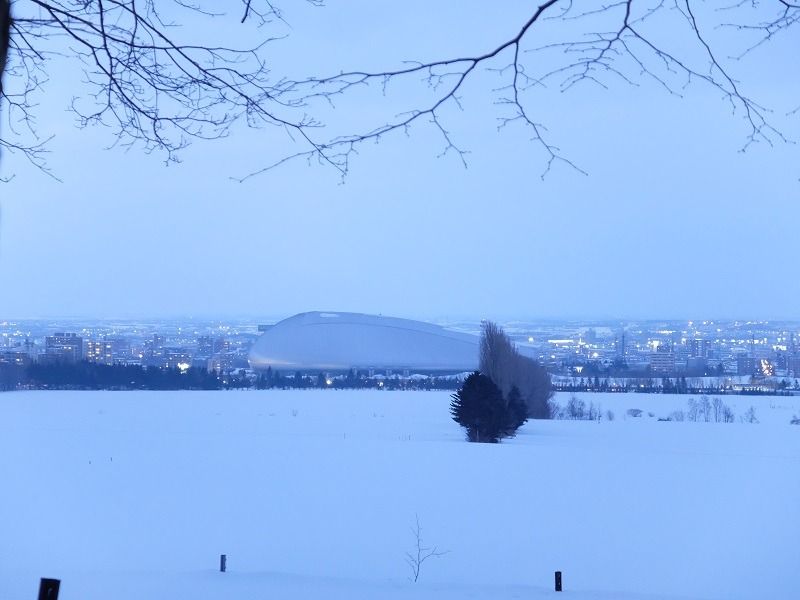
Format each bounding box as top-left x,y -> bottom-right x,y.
405,514 -> 448,582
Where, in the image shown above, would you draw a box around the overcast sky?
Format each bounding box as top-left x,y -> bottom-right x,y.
1,1 -> 798,322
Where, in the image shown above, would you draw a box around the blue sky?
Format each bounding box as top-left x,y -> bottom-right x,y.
1,1 -> 798,321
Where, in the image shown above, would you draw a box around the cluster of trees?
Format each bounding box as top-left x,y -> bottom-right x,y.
569,361 -> 726,379
1,360 -> 475,392
558,376 -> 705,394
252,368 -> 462,391
666,396 -> 740,423
556,376 -> 797,396
0,362 -> 23,391
548,395 -> 614,422
450,322 -> 552,443
548,394 -> 762,424
23,361 -> 223,390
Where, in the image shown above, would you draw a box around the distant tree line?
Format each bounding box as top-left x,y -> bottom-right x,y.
253,367 -> 462,391
548,394 -> 614,422
568,360 -> 726,378
556,375 -> 797,395
20,361 -> 223,390
0,362 -> 23,391
0,360 -> 466,392
558,376 -> 696,393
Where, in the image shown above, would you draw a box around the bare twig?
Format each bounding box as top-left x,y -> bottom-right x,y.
1,1 -> 796,179
405,514 -> 448,583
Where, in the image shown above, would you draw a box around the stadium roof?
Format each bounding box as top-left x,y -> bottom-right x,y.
248,311 -> 480,373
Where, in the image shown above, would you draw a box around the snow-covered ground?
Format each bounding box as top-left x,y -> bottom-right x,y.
1,390 -> 798,600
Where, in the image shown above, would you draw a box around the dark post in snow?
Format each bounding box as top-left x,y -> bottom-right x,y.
37,578 -> 60,600
220,554 -> 226,573
555,571 -> 562,592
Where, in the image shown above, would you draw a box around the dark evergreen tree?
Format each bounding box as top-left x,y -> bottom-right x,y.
450,372 -> 512,443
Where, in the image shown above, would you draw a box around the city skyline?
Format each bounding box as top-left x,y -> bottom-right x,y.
0,313 -> 800,371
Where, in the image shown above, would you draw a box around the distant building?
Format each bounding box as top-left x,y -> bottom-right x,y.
85,340 -> 113,364
165,348 -> 193,370
107,337 -> 130,360
0,351 -> 32,367
737,356 -> 758,376
249,311 -> 481,374
197,336 -> 215,358
208,352 -> 236,374
197,336 -> 227,358
687,339 -> 711,358
650,346 -> 675,373
44,332 -> 83,362
789,356 -> 800,378
215,339 -> 230,354
686,356 -> 708,373
142,335 -> 166,366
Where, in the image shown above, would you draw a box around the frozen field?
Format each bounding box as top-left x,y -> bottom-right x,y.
1,390 -> 798,600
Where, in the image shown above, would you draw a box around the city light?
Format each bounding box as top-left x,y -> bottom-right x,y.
3,317 -> 798,391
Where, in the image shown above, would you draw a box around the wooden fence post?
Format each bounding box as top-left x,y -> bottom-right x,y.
38,578 -> 60,600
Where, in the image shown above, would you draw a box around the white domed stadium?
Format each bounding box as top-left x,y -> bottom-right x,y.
248,311 -> 480,374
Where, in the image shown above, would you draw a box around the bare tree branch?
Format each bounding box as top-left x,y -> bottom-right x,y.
405,514 -> 448,583
0,1 -> 796,179
241,0 -> 796,179
0,1 -> 8,92
2,1 -> 333,175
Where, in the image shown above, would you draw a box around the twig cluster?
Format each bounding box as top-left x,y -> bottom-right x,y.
405,513 -> 448,582
0,1 -> 796,180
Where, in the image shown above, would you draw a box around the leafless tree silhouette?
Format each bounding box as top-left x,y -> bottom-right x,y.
480,320 -> 552,420
405,514 -> 448,582
1,0 -> 10,110
0,1 -> 796,178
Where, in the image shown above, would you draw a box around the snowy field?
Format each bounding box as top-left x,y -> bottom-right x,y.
1,390 -> 798,600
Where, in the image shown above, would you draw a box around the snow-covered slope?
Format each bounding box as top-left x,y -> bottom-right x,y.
1,390 -> 797,600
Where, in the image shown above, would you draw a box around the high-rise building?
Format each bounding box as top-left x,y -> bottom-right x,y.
85,340 -> 114,364
650,346 -> 675,373
142,335 -> 166,366
197,336 -> 215,358
107,337 -> 130,360
214,338 -> 229,354
687,339 -> 711,358
44,332 -> 83,362
737,356 -> 758,376
789,356 -> 800,378
165,348 -> 193,370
